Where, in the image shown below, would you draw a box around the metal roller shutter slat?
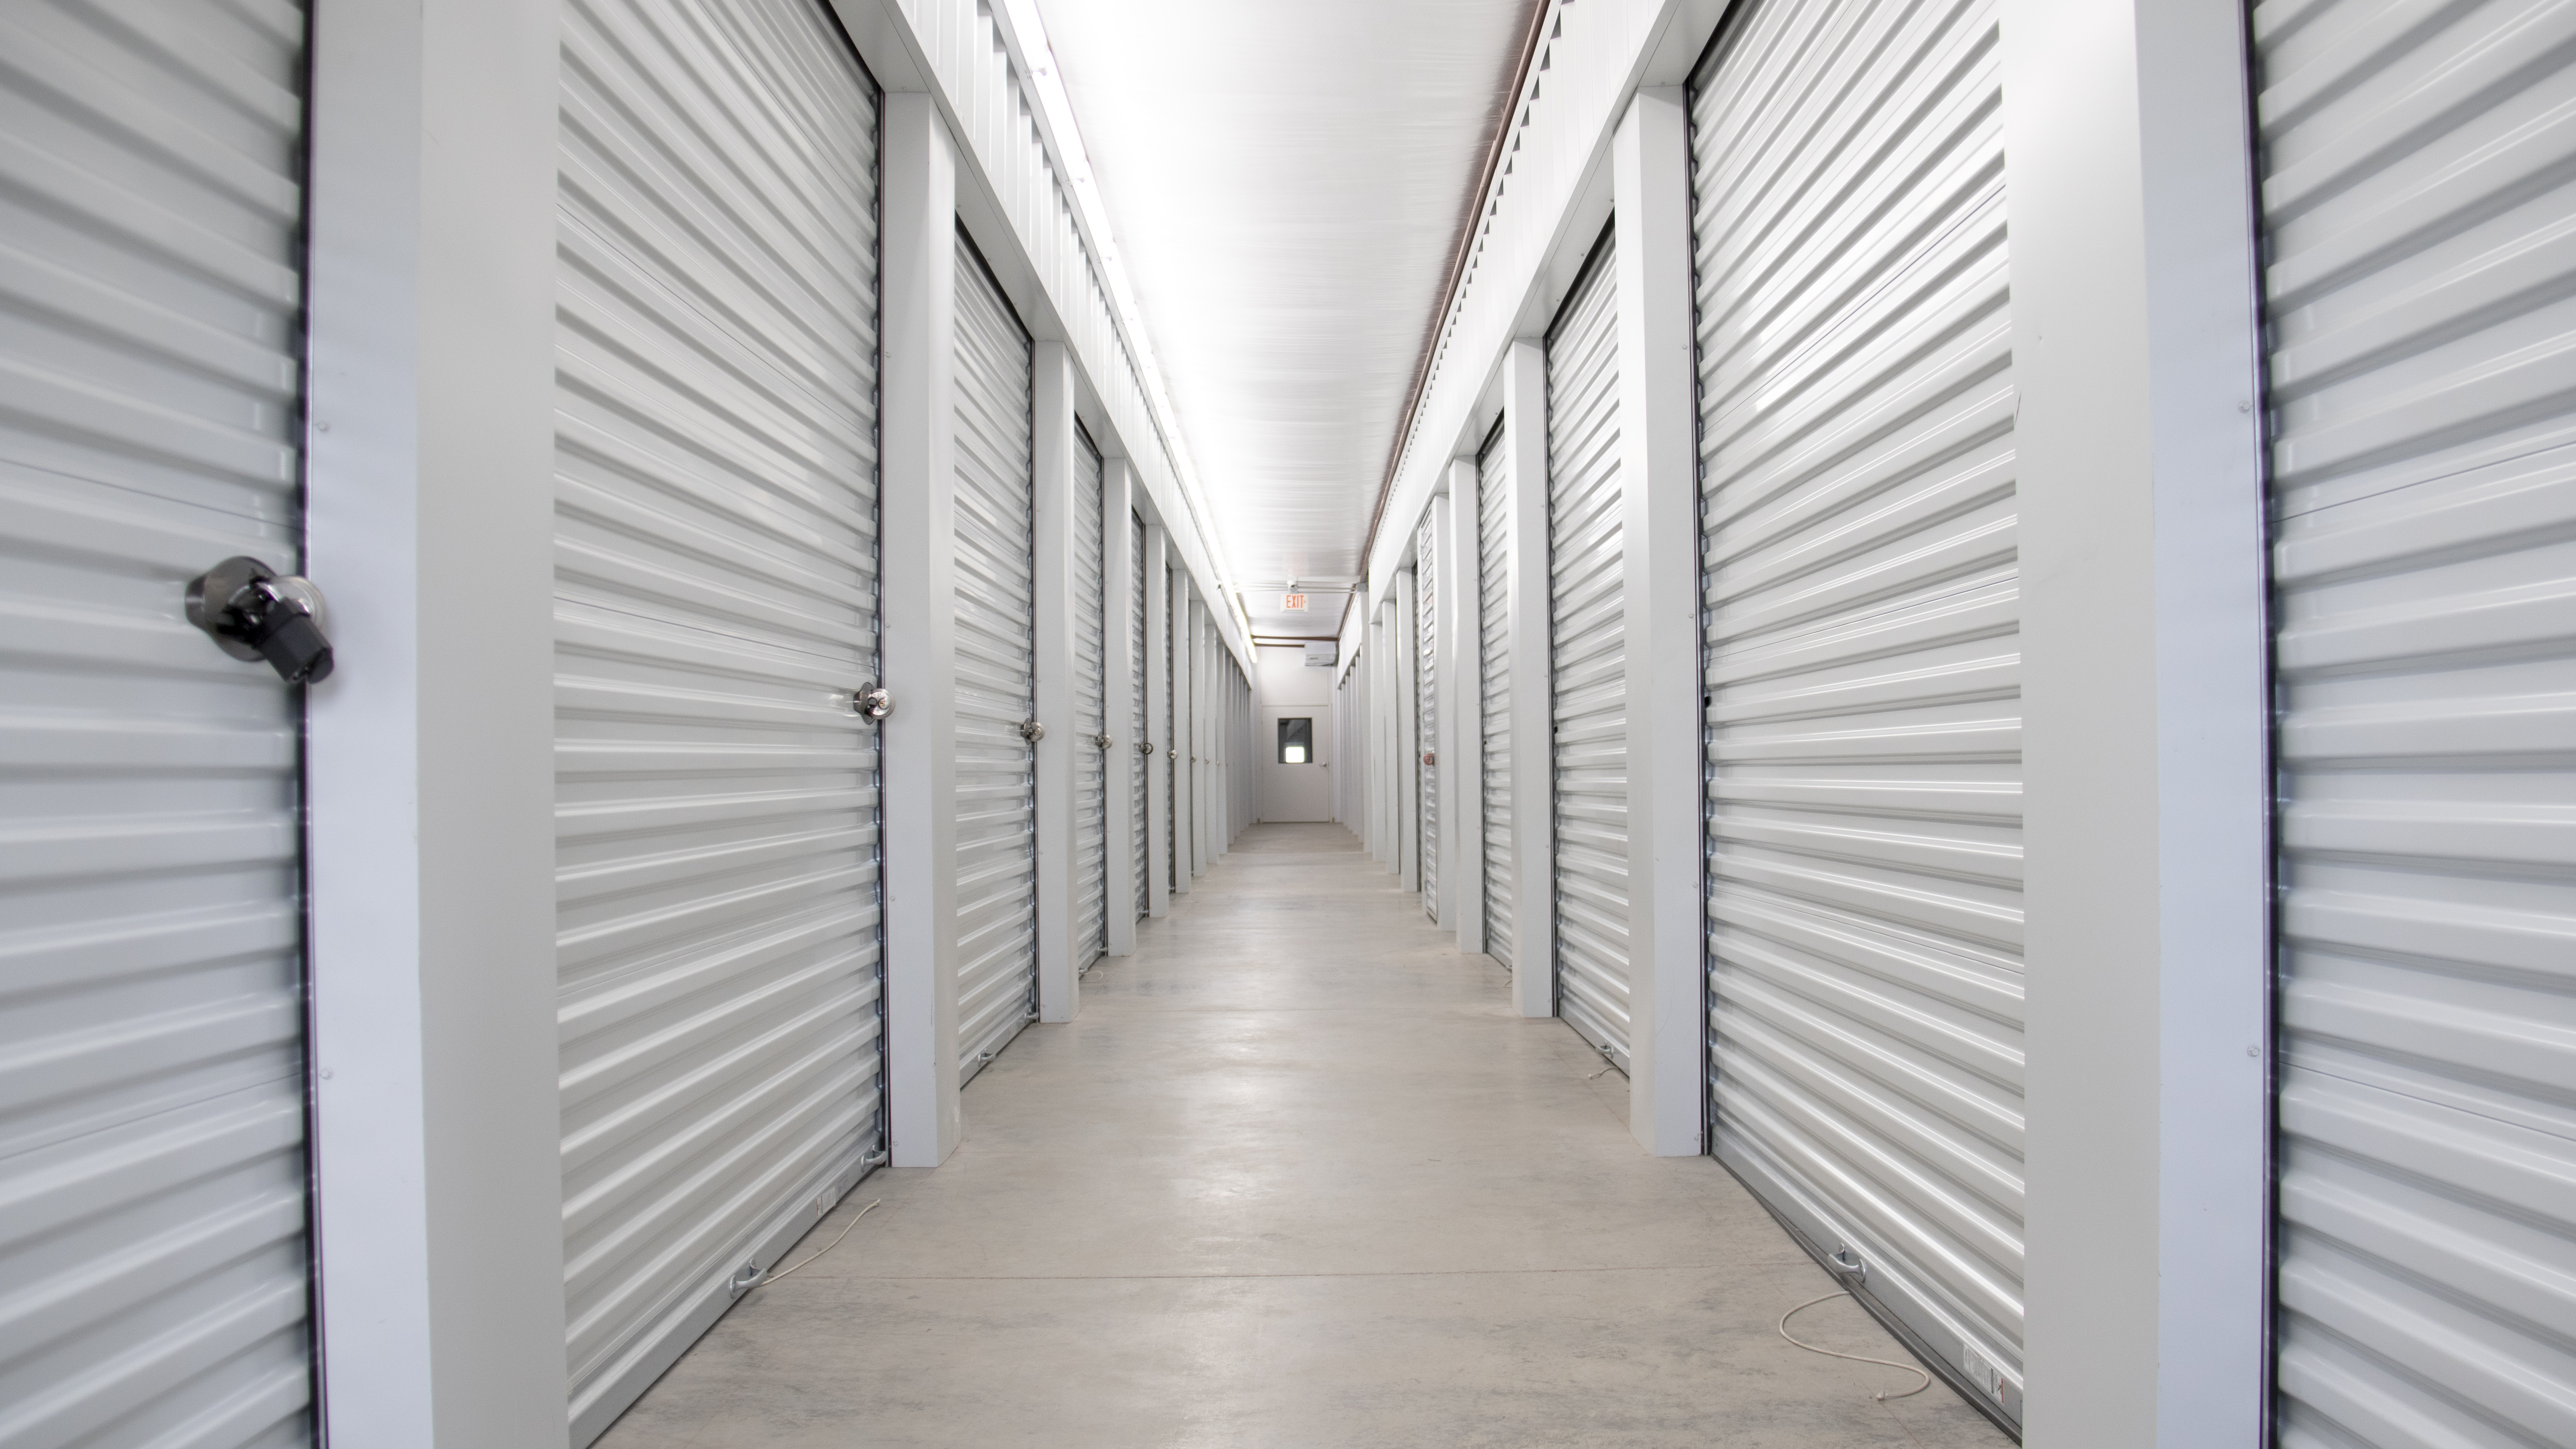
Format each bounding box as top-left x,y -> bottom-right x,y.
2259,1 -> 2576,1444
0,1 -> 317,1443
951,233 -> 1040,1083
1547,239 -> 1632,1068
1478,425 -> 1514,966
551,0 -> 885,1438
1693,0 -> 2024,1426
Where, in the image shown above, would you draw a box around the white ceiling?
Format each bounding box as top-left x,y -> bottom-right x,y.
1030,0 -> 1538,639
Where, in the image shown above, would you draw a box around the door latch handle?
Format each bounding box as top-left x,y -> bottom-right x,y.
1020,719 -> 1046,743
1139,741 -> 1155,755
186,556 -> 333,684
851,683 -> 893,721
1094,733 -> 1115,751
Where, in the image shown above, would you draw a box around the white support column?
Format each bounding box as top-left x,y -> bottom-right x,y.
1446,458 -> 1486,955
1172,584 -> 1195,894
2004,2 -> 2271,1444
1103,458 -> 1138,956
1195,600 -> 1213,873
1613,89 -> 1705,1157
1505,339 -> 1554,1020
1394,567 -> 1421,895
1144,524 -> 1171,916
877,94 -> 962,1167
1030,340 -> 1077,1023
304,0 -> 565,1438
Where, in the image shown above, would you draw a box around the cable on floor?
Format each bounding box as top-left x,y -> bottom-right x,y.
758,1199 -> 881,1287
1777,1291 -> 1932,1402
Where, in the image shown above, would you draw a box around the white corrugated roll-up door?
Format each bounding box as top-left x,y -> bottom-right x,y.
1547,237 -> 1632,1069
1416,512 -> 1440,921
1692,0 -> 2023,1425
1166,576 -> 1178,891
1130,512 -> 1148,919
553,0 -> 887,1438
952,233 -> 1039,1085
2258,4 -> 2576,1445
1478,423 -> 1514,967
0,3 -> 318,1443
1072,429 -> 1106,972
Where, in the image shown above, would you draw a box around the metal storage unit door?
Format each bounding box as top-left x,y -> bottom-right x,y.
0,3 -> 317,1442
1166,576 -> 1178,890
554,0 -> 886,1437
1130,512 -> 1148,918
1416,513 -> 1440,921
1547,239 -> 1632,1067
1692,0 -> 2023,1423
1478,423 -> 1514,966
2258,5 -> 2576,1444
952,234 -> 1039,1084
1072,430 -> 1107,971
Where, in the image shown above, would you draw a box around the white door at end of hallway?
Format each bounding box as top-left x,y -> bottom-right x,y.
1258,705 -> 1334,822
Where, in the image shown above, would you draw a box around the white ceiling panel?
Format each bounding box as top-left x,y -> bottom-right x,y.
1031,0 -> 1537,638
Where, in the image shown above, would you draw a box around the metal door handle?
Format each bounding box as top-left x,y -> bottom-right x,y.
1094,733 -> 1115,750
1139,741 -> 1155,755
851,683 -> 894,720
1020,719 -> 1046,743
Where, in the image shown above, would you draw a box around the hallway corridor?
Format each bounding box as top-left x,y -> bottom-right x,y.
599,825 -> 2012,1448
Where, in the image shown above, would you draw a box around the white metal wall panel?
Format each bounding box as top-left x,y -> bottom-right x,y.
1072,431 -> 1106,972
2258,4 -> 2576,1444
0,3 -> 316,1443
1130,512 -> 1148,919
1478,426 -> 1515,967
952,234 -> 1039,1084
1692,0 -> 2023,1424
1416,514 -> 1440,921
1548,241 -> 1632,1067
553,0 -> 885,1438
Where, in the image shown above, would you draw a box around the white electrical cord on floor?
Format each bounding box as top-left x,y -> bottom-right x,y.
758,1199 -> 881,1287
1777,1291 -> 1932,1402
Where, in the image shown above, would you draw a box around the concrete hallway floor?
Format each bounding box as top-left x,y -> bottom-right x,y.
601,823 -> 2014,1449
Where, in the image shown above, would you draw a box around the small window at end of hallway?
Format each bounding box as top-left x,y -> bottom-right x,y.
1277,717 -> 1312,765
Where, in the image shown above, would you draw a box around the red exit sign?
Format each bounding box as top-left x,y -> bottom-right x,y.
1281,592 -> 1308,611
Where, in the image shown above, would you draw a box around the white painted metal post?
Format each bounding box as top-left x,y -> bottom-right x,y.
1172,584 -> 1194,893
1103,457 -> 1138,956
1446,459 -> 1486,955
877,94 -> 962,1167
1393,567 -> 1421,895
1613,89 -> 1705,1157
1505,340 -> 1555,1019
2004,1 -> 2271,1443
1031,340 -> 1077,1022
1144,524 -> 1171,916
305,0 -> 566,1438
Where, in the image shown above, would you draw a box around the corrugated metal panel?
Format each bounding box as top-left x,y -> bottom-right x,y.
953,232 -> 1038,1085
1692,0 -> 2023,1425
1130,511 -> 1148,919
1072,430 -> 1106,972
0,1 -> 316,1443
1479,423 -> 1515,967
2258,3 -> 2576,1444
553,0 -> 885,1438
1416,512 -> 1440,922
1166,574 -> 1177,891
1548,239 -> 1632,1068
